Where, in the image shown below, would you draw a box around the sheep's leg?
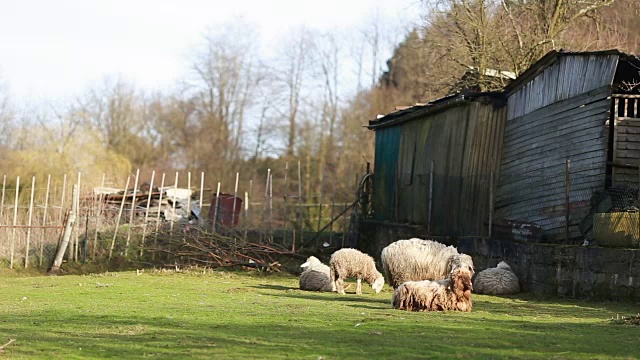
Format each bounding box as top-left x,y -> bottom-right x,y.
337,278 -> 346,295
330,268 -> 337,292
356,278 -> 362,295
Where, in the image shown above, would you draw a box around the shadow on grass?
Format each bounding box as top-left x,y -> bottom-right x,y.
2,309 -> 639,360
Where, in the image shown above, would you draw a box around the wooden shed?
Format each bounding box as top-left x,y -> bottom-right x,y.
495,50 -> 640,241
367,92 -> 507,238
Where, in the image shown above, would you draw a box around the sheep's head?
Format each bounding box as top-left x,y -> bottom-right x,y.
371,276 -> 385,293
496,261 -> 512,271
450,268 -> 473,296
300,256 -> 321,269
447,254 -> 475,277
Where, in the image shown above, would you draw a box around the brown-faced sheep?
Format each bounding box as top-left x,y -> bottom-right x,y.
392,268 -> 473,312
473,261 -> 520,295
381,238 -> 475,289
299,256 -> 333,292
329,248 -> 384,295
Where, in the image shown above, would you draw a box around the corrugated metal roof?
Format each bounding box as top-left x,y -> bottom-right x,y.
368,91 -> 505,130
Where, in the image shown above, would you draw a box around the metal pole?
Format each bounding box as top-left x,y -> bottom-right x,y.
40,174 -> 51,267
489,171 -> 494,238
428,161 -> 434,234
24,176 -> 36,268
297,161 -> 303,247
565,159 -> 571,243
125,169 -> 140,257
317,166 -> 325,233
10,176 -> 20,269
140,170 -> 155,256
283,162 -> 288,244
109,176 -> 130,259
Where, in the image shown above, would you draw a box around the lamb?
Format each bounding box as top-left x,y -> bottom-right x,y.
392,267 -> 473,312
299,256 -> 332,292
472,261 -> 520,295
329,248 -> 385,295
381,238 -> 475,289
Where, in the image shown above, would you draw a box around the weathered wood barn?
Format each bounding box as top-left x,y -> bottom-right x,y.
366,92 -> 507,241
366,50 -> 640,248
497,50 -> 640,241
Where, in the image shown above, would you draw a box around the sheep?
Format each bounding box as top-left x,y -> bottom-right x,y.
381,238 -> 475,289
392,267 -> 473,312
299,256 -> 333,292
472,261 -> 520,295
329,248 -> 385,295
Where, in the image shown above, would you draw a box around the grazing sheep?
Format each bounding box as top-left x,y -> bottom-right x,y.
473,261 -> 520,295
381,238 -> 475,289
299,256 -> 333,292
329,248 -> 385,295
392,268 -> 473,312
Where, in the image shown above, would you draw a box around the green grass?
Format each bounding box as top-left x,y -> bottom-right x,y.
0,269 -> 639,360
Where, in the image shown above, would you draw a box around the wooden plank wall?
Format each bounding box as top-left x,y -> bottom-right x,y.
496,86 -> 612,240
613,96 -> 640,183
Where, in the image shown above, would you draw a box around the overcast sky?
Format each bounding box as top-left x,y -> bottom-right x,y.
0,0 -> 421,104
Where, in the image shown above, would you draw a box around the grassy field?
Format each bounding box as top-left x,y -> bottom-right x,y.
0,269 -> 639,360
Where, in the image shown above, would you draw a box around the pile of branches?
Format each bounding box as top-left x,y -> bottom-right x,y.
148,225 -> 304,272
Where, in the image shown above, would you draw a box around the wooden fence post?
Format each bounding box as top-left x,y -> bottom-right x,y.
50,185 -> 77,273
10,176 -> 20,269
24,176 -> 36,268
212,182 -> 221,233
109,176 -> 130,260
40,174 -> 51,267
125,169 -> 140,257
140,170 -> 155,256
232,172 -> 239,226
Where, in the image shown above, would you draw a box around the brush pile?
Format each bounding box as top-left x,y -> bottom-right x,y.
147,225 -> 303,272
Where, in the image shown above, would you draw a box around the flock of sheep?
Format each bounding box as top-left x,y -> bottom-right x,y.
299,238 -> 520,312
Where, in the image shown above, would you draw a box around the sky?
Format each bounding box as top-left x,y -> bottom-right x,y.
0,0 -> 422,104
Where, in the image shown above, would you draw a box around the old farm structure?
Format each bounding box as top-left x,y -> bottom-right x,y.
365,50 -> 640,249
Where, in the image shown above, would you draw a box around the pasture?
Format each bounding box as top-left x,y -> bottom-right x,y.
0,269 -> 638,359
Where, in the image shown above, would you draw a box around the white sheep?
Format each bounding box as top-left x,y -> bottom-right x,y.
329,248 -> 385,295
299,256 -> 333,292
381,238 -> 475,289
472,261 -> 520,295
392,267 -> 473,312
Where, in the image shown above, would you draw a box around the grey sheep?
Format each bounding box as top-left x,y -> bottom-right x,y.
299,256 -> 333,292
329,248 -> 385,295
472,261 -> 520,295
381,238 -> 475,289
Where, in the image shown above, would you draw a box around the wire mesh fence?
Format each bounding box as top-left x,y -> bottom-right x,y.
0,166 -> 363,270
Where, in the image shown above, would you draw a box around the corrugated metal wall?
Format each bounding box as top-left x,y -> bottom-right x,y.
507,55 -> 618,119
372,99 -> 506,237
372,126 -> 401,221
497,83 -> 613,240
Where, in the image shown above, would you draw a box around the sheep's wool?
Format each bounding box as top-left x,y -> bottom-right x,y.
473,261 -> 519,295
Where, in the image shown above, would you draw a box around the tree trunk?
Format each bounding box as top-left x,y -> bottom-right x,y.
49,185 -> 77,274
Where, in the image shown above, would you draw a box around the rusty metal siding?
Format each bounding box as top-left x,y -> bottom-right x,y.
372,98 -> 506,237
507,55 -> 618,120
372,126 -> 401,221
